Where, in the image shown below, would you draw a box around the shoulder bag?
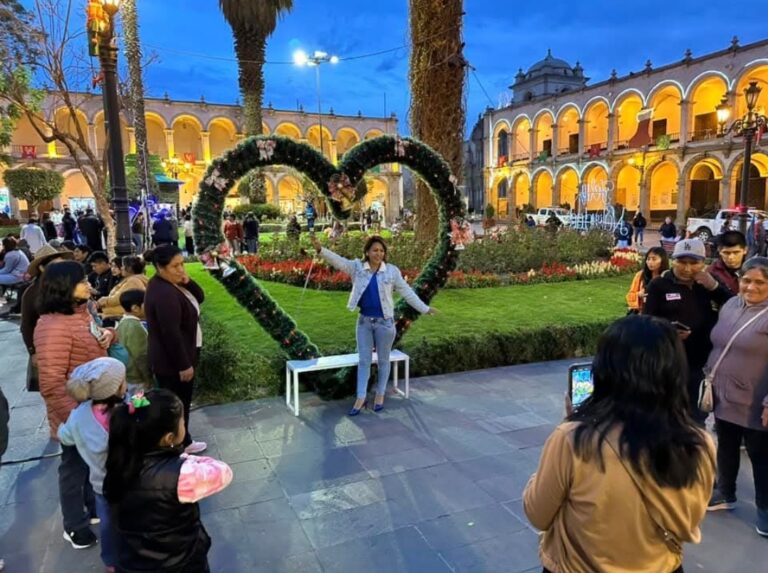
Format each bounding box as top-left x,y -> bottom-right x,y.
698,305 -> 768,413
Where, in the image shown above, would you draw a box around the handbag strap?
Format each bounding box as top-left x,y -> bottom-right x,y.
605,438 -> 683,554
709,305 -> 768,379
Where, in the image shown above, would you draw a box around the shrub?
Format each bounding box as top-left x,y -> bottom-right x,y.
231,203 -> 283,220
484,203 -> 495,219
5,168 -> 64,216
196,314 -> 281,402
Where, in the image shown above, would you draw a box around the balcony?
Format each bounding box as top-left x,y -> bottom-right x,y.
9,144 -> 45,159
689,129 -> 719,142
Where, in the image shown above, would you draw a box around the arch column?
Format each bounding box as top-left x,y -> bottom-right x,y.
638,169 -> 650,218
201,131 -> 211,163
528,128 -> 535,161
88,123 -> 98,153
164,129 -> 175,158
45,126 -> 56,158
235,133 -> 245,145
720,176 -> 731,208
676,177 -> 686,225
328,139 -> 338,165
577,119 -> 586,158
679,99 -> 690,145
607,113 -> 616,154
529,175 -> 538,208
127,127 -> 137,154
551,124 -> 559,157
552,175 -> 562,205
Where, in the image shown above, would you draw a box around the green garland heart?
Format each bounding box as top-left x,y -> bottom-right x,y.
192,135 -> 465,395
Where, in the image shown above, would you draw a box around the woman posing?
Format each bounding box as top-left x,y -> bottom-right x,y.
626,247 -> 669,313
524,315 -> 715,573
310,234 -> 436,415
705,257 -> 768,537
34,261 -> 118,549
144,245 -> 206,454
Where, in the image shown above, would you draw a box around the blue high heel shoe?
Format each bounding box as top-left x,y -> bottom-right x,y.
348,401 -> 368,416
373,403 -> 384,412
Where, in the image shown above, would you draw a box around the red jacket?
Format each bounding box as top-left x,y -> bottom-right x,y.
223,220 -> 243,241
707,258 -> 740,296
34,305 -> 109,438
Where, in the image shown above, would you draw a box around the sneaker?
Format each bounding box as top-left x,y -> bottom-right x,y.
63,528 -> 97,549
757,509 -> 768,537
184,441 -> 207,455
707,489 -> 737,511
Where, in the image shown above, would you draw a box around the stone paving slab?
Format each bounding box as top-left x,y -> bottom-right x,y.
0,316 -> 764,572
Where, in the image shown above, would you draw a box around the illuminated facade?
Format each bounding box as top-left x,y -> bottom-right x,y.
1,94 -> 401,220
474,37 -> 768,222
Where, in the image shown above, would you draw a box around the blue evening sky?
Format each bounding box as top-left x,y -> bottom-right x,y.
98,1 -> 768,133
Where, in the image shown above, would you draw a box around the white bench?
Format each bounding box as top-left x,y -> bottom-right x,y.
285,350 -> 410,416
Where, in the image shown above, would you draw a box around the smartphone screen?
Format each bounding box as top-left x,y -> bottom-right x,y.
89,320 -> 104,340
569,363 -> 594,408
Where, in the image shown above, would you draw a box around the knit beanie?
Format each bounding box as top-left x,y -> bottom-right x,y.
66,357 -> 126,402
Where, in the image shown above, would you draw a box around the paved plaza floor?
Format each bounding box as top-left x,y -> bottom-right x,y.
0,316 -> 764,572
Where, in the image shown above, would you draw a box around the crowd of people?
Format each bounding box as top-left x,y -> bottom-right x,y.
2,206 -> 768,572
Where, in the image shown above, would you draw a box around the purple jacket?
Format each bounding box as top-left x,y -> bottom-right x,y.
707,296 -> 768,431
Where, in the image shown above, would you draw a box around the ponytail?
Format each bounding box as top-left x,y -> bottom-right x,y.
103,389 -> 184,504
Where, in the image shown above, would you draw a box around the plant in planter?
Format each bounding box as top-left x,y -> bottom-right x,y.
483,203 -> 495,229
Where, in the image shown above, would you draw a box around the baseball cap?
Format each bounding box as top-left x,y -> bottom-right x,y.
672,239 -> 706,260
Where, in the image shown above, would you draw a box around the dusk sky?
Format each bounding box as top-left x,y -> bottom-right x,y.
110,1 -> 765,132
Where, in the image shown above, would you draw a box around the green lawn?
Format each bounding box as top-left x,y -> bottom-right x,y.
187,263 -> 629,356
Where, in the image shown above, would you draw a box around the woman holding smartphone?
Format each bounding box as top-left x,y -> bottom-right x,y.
525,315 -> 715,573
310,234 -> 436,415
34,260 -> 118,550
626,247 -> 669,313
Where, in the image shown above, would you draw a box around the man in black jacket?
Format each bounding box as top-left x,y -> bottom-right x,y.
62,207 -> 77,241
77,208 -> 104,251
644,238 -> 733,423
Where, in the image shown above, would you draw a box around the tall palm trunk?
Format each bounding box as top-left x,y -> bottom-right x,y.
122,0 -> 151,202
234,27 -> 268,203
409,0 -> 466,241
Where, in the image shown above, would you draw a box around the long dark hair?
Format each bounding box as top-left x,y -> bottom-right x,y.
641,246 -> 669,287
103,389 -> 184,504
38,261 -> 86,315
569,315 -> 710,488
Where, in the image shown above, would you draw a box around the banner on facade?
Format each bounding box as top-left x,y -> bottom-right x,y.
628,109 -> 653,148
21,145 -> 37,159
183,153 -> 195,164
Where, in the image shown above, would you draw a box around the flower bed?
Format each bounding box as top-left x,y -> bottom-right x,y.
238,246 -> 641,291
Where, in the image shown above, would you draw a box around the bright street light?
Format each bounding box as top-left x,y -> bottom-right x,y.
293,49 -> 308,66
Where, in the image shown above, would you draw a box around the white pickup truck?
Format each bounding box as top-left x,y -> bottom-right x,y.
686,208 -> 768,241
531,207 -> 571,226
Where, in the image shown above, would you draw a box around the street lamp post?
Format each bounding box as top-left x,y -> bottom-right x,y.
719,81 -> 768,235
293,50 -> 339,162
89,0 -> 132,256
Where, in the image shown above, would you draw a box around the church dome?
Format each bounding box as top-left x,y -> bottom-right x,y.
527,49 -> 573,75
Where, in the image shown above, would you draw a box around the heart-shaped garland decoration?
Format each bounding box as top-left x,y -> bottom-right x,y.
192,135 -> 465,389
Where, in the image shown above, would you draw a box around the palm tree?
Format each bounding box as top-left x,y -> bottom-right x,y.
122,0 -> 152,201
409,0 -> 466,241
219,1 -> 292,203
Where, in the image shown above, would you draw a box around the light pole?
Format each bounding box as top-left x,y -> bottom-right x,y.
293,50 -> 339,162
88,0 -> 131,256
719,81 -> 768,235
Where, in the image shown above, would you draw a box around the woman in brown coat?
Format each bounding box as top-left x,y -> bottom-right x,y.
143,244 -> 206,454
705,256 -> 768,537
34,261 -> 118,550
524,315 -> 714,573
96,255 -> 149,318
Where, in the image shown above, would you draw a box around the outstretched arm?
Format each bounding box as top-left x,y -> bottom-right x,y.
393,269 -> 431,314
310,234 -> 356,275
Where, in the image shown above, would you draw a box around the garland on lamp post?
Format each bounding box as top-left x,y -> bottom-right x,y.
193,134 -> 465,396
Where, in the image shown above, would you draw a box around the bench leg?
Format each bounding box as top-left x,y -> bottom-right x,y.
405,358 -> 410,399
293,370 -> 300,416
393,360 -> 399,394
286,367 -> 292,412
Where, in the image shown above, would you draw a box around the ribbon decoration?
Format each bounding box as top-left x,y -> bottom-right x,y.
127,391 -> 151,415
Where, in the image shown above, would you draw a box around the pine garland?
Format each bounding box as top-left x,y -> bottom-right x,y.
192,134 -> 465,396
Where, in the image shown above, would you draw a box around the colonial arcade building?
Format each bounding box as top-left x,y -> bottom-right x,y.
1,94 -> 401,220
471,37 -> 768,223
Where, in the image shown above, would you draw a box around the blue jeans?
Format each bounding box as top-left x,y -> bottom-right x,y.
95,493 -> 117,567
356,316 -> 396,399
634,228 -> 644,244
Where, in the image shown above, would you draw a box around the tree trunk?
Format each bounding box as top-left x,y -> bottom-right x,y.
233,27 -> 267,202
408,0 -> 465,242
123,0 -> 151,200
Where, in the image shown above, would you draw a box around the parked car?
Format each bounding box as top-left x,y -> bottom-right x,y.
686,208 -> 768,241
531,207 -> 571,226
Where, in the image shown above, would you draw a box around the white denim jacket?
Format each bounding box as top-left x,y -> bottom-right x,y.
320,248 -> 430,319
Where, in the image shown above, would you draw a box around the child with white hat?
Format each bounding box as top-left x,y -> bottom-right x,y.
58,357 -> 126,572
